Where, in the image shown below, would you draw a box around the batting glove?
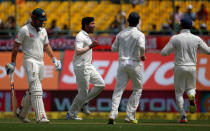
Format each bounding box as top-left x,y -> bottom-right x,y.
5,62 -> 16,75
53,57 -> 62,71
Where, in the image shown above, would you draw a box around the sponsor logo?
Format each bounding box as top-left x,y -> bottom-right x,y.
59,51 -> 210,90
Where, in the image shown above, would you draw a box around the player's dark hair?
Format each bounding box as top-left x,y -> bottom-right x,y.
128,12 -> 140,27
82,17 -> 94,30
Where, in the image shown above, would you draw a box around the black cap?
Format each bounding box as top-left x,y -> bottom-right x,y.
32,8 -> 47,21
128,12 -> 140,26
180,17 -> 192,29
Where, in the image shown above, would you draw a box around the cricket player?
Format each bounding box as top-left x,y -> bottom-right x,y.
66,17 -> 105,120
108,12 -> 145,124
5,8 -> 62,123
161,17 -> 210,123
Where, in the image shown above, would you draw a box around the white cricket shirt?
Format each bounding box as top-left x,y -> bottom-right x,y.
112,27 -> 145,62
73,30 -> 92,67
161,29 -> 210,66
15,23 -> 49,61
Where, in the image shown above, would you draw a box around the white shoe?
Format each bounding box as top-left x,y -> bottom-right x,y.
16,107 -> 31,123
37,118 -> 50,123
66,112 -> 83,120
81,103 -> 91,115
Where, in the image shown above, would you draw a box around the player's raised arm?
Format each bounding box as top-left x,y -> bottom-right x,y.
198,38 -> 210,54
161,37 -> 174,56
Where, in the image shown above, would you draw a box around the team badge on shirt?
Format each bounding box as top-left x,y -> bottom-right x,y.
29,33 -> 34,38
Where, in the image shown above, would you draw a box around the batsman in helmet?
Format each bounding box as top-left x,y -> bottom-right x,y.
5,8 -> 62,123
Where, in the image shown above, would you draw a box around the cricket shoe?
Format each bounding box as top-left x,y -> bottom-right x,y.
189,95 -> 196,113
36,113 -> 50,123
16,107 -> 31,123
66,112 -> 83,120
37,118 -> 50,123
108,118 -> 116,125
81,103 -> 91,115
178,115 -> 188,123
125,118 -> 138,124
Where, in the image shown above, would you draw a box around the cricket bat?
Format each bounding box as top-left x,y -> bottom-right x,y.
10,73 -> 17,116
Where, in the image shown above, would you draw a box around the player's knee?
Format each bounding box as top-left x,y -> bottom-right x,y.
133,88 -> 142,93
30,79 -> 43,96
24,89 -> 31,97
96,80 -> 105,88
77,95 -> 86,102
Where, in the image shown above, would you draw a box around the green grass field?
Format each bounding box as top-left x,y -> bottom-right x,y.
0,118 -> 210,131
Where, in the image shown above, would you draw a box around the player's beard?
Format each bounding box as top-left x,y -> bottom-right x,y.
87,27 -> 94,33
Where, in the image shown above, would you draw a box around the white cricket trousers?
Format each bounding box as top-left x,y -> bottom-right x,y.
21,58 -> 48,121
69,65 -> 105,117
110,61 -> 143,121
174,65 -> 196,116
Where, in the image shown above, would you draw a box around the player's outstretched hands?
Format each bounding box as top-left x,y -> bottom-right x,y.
53,57 -> 62,71
141,56 -> 146,61
89,40 -> 99,49
5,62 -> 16,75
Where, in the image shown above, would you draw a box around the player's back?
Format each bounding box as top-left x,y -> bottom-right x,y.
117,27 -> 144,61
173,29 -> 201,66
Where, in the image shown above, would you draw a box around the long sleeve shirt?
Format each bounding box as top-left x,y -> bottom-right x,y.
112,27 -> 145,62
161,29 -> 210,66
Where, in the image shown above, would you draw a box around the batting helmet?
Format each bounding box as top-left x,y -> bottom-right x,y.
31,8 -> 47,21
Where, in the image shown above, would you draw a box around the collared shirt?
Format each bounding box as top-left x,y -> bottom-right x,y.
112,27 -> 145,62
73,30 -> 92,67
161,29 -> 210,66
15,23 -> 49,61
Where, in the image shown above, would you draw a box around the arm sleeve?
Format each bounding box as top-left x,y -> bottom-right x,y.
198,38 -> 210,54
111,35 -> 119,52
15,28 -> 26,44
44,29 -> 49,45
161,37 -> 174,56
138,34 -> 145,57
75,36 -> 83,49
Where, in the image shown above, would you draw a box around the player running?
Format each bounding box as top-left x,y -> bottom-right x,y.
161,17 -> 210,123
66,17 -> 105,120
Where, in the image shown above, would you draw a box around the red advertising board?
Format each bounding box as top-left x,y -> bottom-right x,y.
49,90 -> 197,112
59,51 -> 210,91
0,91 -> 50,112
0,90 -> 202,112
0,52 -> 60,90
